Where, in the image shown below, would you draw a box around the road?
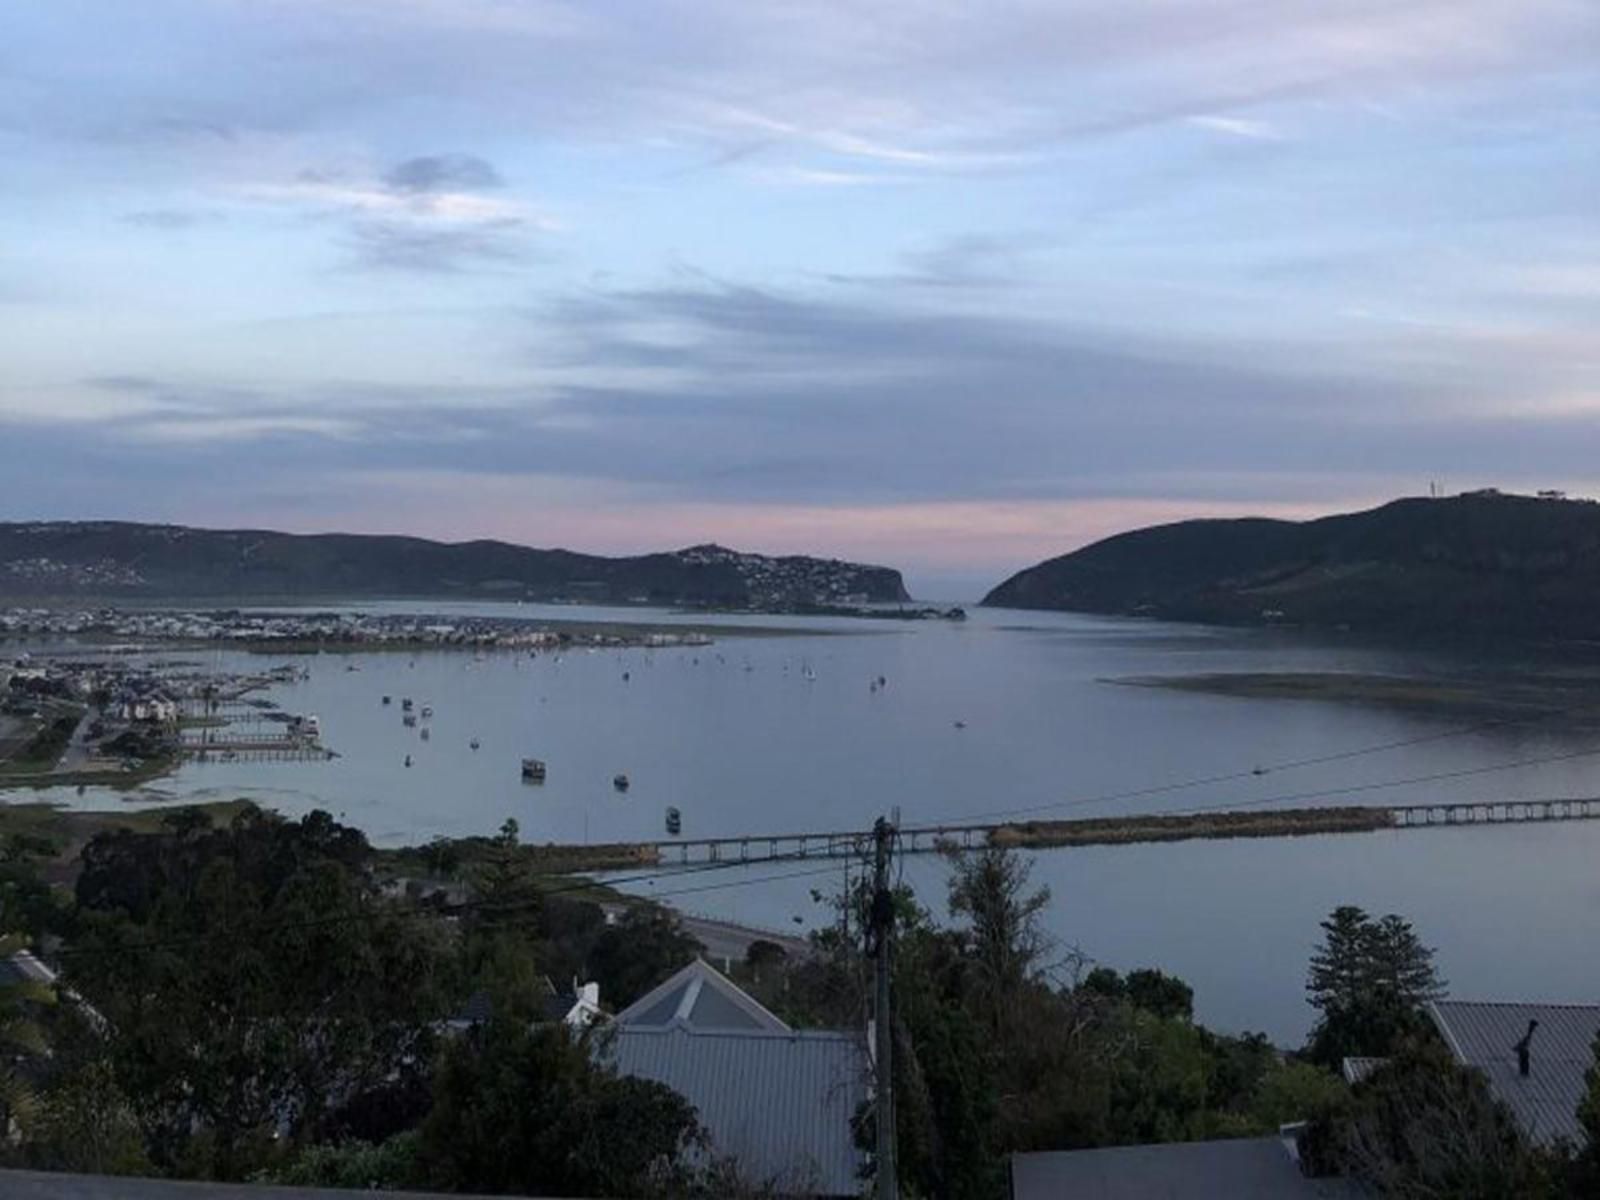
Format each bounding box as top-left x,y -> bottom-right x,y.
603,903 -> 810,964
56,712 -> 95,772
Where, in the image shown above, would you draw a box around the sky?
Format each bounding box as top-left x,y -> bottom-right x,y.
1,1 -> 1596,597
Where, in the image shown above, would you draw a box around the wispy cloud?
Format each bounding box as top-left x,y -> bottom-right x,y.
239,153 -> 549,270
1185,115 -> 1286,141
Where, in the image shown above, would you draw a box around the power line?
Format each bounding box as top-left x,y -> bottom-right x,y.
928,702 -> 1595,827
1161,742 -> 1600,818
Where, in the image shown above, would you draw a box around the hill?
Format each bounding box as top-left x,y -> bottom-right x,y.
981,492 -> 1600,639
0,522 -> 910,609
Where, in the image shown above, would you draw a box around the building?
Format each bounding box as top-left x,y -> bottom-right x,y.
449,977 -> 603,1033
0,947 -> 57,990
1010,1136 -> 1365,1199
605,959 -> 869,1197
1428,999 -> 1600,1147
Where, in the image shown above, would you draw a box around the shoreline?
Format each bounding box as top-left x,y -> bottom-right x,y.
1105,670 -> 1600,723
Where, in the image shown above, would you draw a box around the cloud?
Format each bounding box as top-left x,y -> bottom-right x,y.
11,272 -> 1586,506
383,153 -> 504,194
120,208 -> 221,229
344,217 -> 533,272
242,152 -> 543,270
1185,115 -> 1285,141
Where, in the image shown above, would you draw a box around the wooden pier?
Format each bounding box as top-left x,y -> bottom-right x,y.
641,797 -> 1600,866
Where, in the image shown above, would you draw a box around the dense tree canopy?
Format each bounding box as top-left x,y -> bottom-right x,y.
1305,905 -> 1445,1067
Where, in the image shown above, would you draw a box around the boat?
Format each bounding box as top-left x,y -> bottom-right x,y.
665,806 -> 681,836
421,705 -> 433,719
470,738 -> 480,751
613,773 -> 630,792
404,754 -> 412,768
381,695 -> 391,705
401,698 -> 414,712
403,713 -> 417,727
420,727 -> 430,741
521,757 -> 547,783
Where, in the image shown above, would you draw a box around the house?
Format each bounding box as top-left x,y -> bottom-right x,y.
1339,1057 -> 1386,1086
449,977 -> 603,1032
604,959 -> 869,1197
0,947 -> 56,990
1010,1136 -> 1365,1199
1427,999 -> 1600,1146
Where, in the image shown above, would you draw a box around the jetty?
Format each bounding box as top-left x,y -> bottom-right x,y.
536,797 -> 1600,872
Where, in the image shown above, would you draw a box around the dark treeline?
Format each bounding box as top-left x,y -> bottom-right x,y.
0,807 -> 1596,1197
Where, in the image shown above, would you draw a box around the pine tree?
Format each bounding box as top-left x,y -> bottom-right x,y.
1306,905 -> 1374,1014
1305,907 -> 1444,1067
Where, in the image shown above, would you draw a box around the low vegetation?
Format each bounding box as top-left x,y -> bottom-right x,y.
0,807 -> 1595,1197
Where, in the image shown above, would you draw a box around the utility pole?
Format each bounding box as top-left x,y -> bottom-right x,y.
871,815 -> 898,1200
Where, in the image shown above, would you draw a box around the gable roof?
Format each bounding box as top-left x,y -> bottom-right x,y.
1428,1000 -> 1600,1146
603,1025 -> 869,1197
614,958 -> 789,1032
0,949 -> 57,989
1011,1138 -> 1365,1199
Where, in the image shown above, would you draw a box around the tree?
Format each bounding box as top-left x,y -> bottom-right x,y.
418,1018 -> 702,1196
66,808 -> 448,1178
1301,1042 -> 1556,1198
946,846 -> 1051,1031
589,905 -> 702,1009
1569,1033 -> 1600,1195
1125,969 -> 1194,1022
22,1058 -> 150,1176
1305,906 -> 1443,1066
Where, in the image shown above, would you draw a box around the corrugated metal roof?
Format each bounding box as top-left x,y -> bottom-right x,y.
1429,1000 -> 1600,1146
614,958 -> 790,1032
1341,1057 -> 1387,1086
1011,1138 -> 1366,1199
602,1025 -> 868,1197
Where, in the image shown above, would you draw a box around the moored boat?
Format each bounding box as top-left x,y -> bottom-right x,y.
521,757 -> 547,782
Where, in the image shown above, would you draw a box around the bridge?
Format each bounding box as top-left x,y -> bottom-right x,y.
641,797 -> 1600,866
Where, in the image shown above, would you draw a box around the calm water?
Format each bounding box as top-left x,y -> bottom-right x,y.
18,602 -> 1600,1041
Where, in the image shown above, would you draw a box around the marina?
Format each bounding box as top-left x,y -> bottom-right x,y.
10,600 -> 1600,1039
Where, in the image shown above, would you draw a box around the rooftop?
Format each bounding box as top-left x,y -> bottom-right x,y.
603,1024 -> 869,1197
1428,999 -> 1600,1146
1011,1137 -> 1365,1200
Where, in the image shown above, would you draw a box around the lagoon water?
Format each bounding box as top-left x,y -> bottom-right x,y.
22,601 -> 1600,1041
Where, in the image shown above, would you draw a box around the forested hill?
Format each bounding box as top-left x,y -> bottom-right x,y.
0,522 -> 910,608
982,492 -> 1600,639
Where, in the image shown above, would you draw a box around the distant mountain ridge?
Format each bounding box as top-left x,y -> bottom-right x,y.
0,521 -> 910,608
982,492 -> 1600,639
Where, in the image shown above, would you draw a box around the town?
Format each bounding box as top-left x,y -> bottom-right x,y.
0,605 -> 718,651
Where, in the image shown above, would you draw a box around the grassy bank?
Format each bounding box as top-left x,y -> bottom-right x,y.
1107,671 -> 1600,723
0,752 -> 180,792
987,805 -> 1396,850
